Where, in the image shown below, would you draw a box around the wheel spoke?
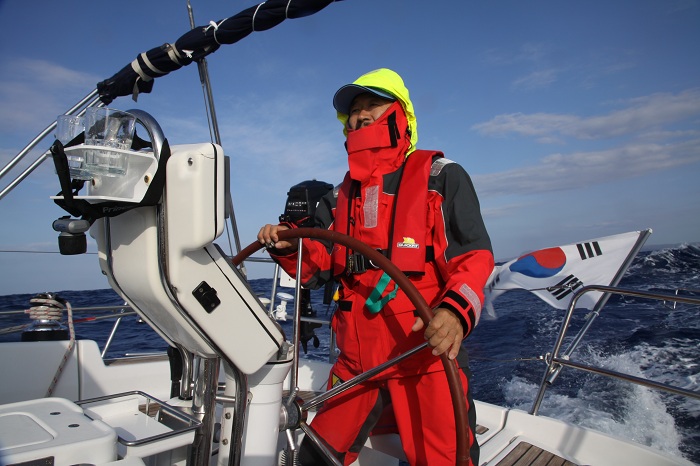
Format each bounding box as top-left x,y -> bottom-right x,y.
301,342 -> 429,411
232,227 -> 471,466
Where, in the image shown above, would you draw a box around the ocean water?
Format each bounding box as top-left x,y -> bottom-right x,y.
1,244 -> 698,463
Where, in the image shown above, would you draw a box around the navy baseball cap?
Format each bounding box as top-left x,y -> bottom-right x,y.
333,84 -> 396,114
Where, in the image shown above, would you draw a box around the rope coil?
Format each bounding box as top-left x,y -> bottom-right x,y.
26,296 -> 65,321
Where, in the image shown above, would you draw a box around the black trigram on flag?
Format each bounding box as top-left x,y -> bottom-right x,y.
547,274 -> 583,301
576,241 -> 602,260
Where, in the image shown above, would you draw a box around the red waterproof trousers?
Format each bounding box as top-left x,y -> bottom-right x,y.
304,351 -> 477,466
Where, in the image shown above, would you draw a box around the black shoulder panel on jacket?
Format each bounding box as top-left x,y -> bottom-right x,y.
429,160 -> 492,261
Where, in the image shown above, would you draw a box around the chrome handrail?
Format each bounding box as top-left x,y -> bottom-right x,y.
531,285 -> 700,415
101,308 -> 129,358
0,90 -> 102,201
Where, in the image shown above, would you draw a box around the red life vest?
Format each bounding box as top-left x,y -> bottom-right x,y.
333,149 -> 443,275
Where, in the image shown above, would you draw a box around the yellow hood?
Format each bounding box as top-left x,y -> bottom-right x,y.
336,68 -> 418,154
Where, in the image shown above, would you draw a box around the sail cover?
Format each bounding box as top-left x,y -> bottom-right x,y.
97,0 -> 338,104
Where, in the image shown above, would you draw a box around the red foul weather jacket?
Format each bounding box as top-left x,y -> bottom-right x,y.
272,102 -> 494,379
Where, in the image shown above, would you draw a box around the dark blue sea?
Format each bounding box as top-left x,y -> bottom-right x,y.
1,244 -> 698,463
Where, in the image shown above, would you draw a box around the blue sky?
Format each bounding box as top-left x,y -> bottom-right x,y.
0,0 -> 699,295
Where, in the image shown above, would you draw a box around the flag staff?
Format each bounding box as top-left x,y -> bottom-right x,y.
544,228 -> 652,386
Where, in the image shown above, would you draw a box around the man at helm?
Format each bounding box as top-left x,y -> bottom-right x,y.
259,68 -> 493,466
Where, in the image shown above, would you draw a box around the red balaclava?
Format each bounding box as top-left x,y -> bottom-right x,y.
345,101 -> 411,184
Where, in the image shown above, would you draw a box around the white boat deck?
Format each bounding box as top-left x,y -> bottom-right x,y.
0,338 -> 695,466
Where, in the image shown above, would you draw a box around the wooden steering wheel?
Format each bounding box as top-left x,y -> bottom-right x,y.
233,227 -> 471,466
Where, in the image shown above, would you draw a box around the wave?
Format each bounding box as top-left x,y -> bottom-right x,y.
502,345 -> 692,462
625,243 -> 700,290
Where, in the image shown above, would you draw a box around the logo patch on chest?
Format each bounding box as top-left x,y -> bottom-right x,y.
396,237 -> 420,249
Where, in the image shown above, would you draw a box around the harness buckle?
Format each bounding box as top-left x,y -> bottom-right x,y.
348,250 -> 384,274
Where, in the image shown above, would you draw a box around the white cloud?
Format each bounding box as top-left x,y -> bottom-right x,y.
475,138 -> 700,197
481,202 -> 531,219
511,68 -> 560,90
16,59 -> 97,90
0,58 -> 100,132
472,88 -> 700,140
482,43 -> 563,90
482,42 -> 551,66
665,0 -> 699,14
215,91 -> 346,185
